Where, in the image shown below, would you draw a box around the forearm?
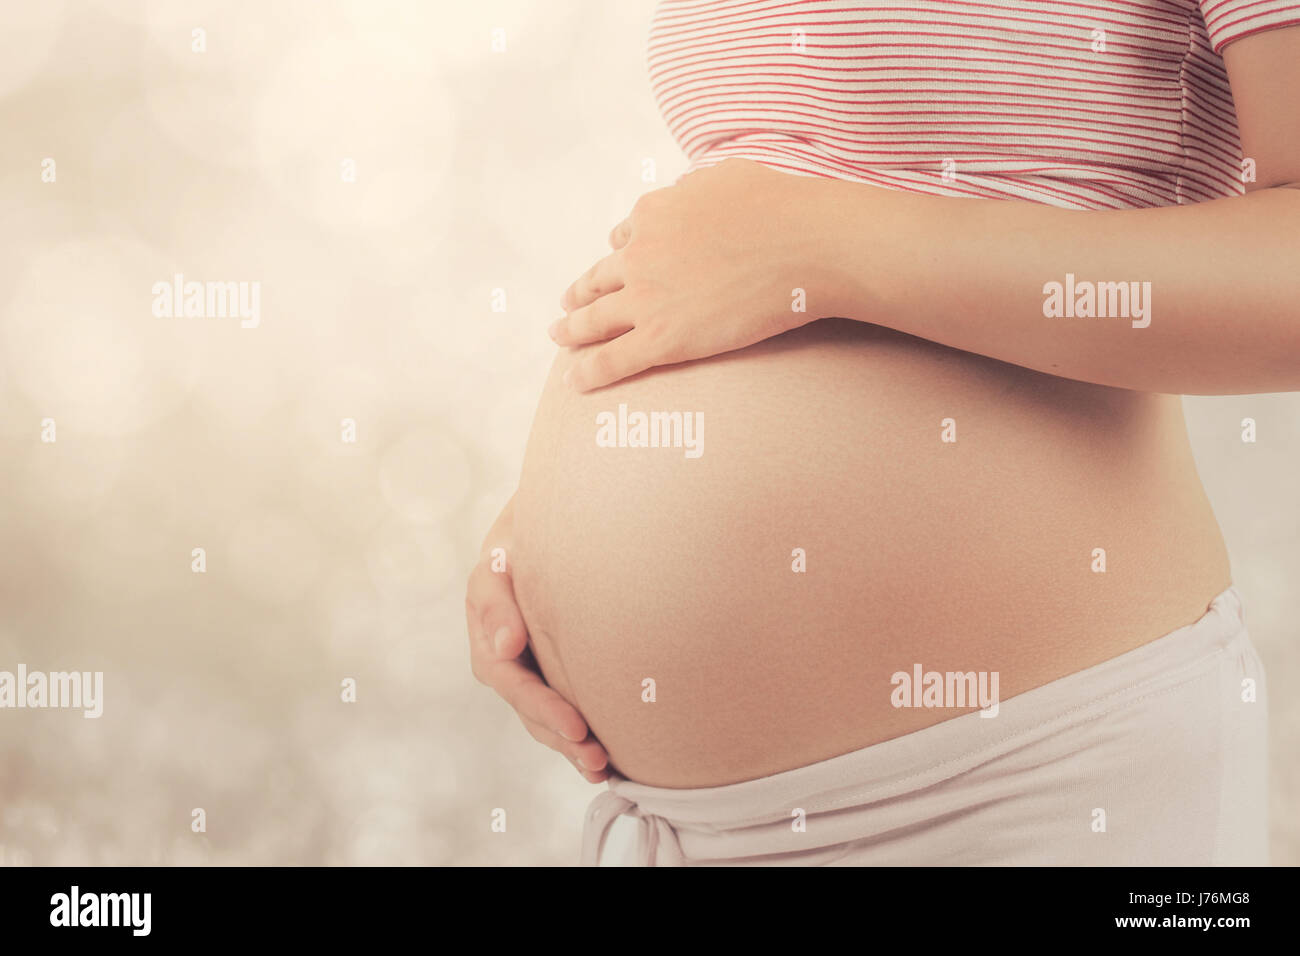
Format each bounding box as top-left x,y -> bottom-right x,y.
811,178 -> 1300,394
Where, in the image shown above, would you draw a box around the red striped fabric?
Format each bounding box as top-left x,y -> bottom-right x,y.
647,0 -> 1300,208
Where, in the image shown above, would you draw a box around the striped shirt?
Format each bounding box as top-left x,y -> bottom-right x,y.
647,0 -> 1300,208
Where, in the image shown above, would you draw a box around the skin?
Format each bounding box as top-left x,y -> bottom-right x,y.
554,158 -> 1300,394
466,494 -> 610,782
512,328 -> 1231,787
465,26 -> 1299,781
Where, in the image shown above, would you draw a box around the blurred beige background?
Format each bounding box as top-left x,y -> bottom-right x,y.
0,0 -> 1295,866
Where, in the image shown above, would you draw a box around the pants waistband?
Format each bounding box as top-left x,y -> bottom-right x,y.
581,586 -> 1251,865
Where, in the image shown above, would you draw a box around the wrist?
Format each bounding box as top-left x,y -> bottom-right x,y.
792,173 -> 895,323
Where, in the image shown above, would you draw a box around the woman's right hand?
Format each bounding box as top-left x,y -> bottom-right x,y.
465,494 -> 611,783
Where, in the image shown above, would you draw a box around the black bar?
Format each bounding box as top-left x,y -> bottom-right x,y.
0,865 -> 1280,942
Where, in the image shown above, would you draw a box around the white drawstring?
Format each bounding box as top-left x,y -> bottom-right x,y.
580,791 -> 635,866
580,790 -> 679,866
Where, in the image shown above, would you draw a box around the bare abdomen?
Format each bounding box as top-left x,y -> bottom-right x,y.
512,318 -> 1230,788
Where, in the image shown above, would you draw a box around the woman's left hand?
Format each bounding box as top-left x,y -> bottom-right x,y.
549,157 -> 841,391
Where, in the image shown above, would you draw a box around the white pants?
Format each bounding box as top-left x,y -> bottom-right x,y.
583,587 -> 1267,866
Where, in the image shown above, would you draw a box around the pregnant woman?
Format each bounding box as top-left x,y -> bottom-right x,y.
466,0 -> 1299,865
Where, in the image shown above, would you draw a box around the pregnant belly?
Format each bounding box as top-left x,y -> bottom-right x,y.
512,318 -> 1230,788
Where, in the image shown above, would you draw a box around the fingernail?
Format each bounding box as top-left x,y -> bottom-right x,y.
562,368 -> 572,387
547,319 -> 561,341
559,728 -> 583,743
574,756 -> 589,770
491,626 -> 511,656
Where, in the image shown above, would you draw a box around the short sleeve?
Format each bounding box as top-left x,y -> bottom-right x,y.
1200,0 -> 1300,53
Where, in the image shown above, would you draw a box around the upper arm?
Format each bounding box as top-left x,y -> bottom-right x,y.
1205,4 -> 1300,190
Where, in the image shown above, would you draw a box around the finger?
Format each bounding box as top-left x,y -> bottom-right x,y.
550,290 -> 633,348
563,328 -> 656,392
485,656 -> 591,744
518,714 -> 611,782
608,218 -> 631,250
465,554 -> 528,661
558,252 -> 625,315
